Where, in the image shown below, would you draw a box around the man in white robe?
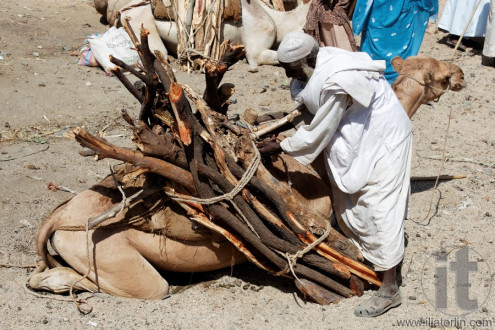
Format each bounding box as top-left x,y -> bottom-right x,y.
258,31 -> 412,317
483,0 -> 495,66
438,0 -> 491,50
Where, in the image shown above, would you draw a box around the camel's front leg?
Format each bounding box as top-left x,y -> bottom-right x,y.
29,261 -> 99,294
43,229 -> 170,300
241,0 -> 277,71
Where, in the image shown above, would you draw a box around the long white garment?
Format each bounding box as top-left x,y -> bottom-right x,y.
328,134 -> 412,271
483,0 -> 495,57
280,47 -> 412,269
280,47 -> 386,167
438,0 -> 491,37
326,78 -> 412,270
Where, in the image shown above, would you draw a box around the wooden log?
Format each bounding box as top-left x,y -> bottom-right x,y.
203,43 -> 246,113
130,120 -> 188,169
256,111 -> 286,125
251,107 -> 302,139
73,127 -> 196,193
349,274 -> 365,297
153,109 -> 176,129
110,67 -> 144,103
295,278 -> 342,305
218,83 -> 235,105
285,211 -> 381,286
138,26 -> 155,76
242,108 -> 258,125
197,161 -> 351,281
110,55 -> 152,85
174,199 -> 277,274
169,82 -> 192,146
153,51 -> 176,92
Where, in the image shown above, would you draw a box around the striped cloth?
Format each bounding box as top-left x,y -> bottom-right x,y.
77,33 -> 101,67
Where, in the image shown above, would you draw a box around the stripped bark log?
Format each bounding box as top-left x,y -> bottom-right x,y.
285,212 -> 381,286
169,82 -> 193,146
251,108 -> 302,139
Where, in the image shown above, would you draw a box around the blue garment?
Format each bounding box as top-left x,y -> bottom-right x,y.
352,0 -> 438,83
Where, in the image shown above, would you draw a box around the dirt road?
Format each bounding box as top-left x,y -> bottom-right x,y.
0,0 -> 494,328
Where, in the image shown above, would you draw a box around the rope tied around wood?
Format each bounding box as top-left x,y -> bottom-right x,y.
275,221 -> 331,283
165,142 -> 262,237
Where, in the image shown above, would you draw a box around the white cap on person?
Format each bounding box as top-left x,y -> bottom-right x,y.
277,31 -> 318,63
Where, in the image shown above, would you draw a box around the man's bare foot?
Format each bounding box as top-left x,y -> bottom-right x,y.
426,22 -> 438,34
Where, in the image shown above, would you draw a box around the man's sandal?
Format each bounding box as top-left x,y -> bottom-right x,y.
354,290 -> 402,318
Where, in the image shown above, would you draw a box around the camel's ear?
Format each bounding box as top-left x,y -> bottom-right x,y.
425,70 -> 434,84
391,56 -> 404,73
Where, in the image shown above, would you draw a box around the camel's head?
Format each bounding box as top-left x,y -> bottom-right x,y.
391,56 -> 466,117
446,62 -> 467,91
392,56 -> 467,94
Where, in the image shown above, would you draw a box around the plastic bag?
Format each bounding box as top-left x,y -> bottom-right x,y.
89,27 -> 140,74
77,33 -> 101,67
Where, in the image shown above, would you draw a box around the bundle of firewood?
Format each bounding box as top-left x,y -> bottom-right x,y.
73,20 -> 381,304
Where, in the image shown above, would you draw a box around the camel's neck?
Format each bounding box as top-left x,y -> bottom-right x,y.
393,77 -> 436,118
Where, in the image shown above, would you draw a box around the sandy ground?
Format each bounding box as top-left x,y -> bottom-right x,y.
1,0 -> 494,328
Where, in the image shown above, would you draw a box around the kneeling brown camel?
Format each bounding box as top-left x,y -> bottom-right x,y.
29,55 -> 466,301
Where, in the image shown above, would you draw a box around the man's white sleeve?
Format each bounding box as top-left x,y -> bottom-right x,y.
280,92 -> 348,165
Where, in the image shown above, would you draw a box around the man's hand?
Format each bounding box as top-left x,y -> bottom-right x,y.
256,135 -> 282,155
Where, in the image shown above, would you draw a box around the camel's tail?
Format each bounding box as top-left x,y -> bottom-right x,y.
36,199 -> 72,268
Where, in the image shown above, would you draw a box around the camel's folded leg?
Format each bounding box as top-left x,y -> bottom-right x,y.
49,230 -> 171,300
28,261 -> 99,294
246,49 -> 279,72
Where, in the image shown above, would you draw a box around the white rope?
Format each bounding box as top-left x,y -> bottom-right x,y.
166,145 -> 260,205
165,142 -> 262,237
275,221 -> 332,284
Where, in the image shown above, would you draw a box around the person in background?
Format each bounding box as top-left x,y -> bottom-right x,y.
438,0 -> 490,52
352,0 -> 438,83
258,31 -> 412,317
482,0 -> 495,66
304,0 -> 357,51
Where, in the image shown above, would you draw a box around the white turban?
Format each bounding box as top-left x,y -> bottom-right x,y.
277,31 -> 318,63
